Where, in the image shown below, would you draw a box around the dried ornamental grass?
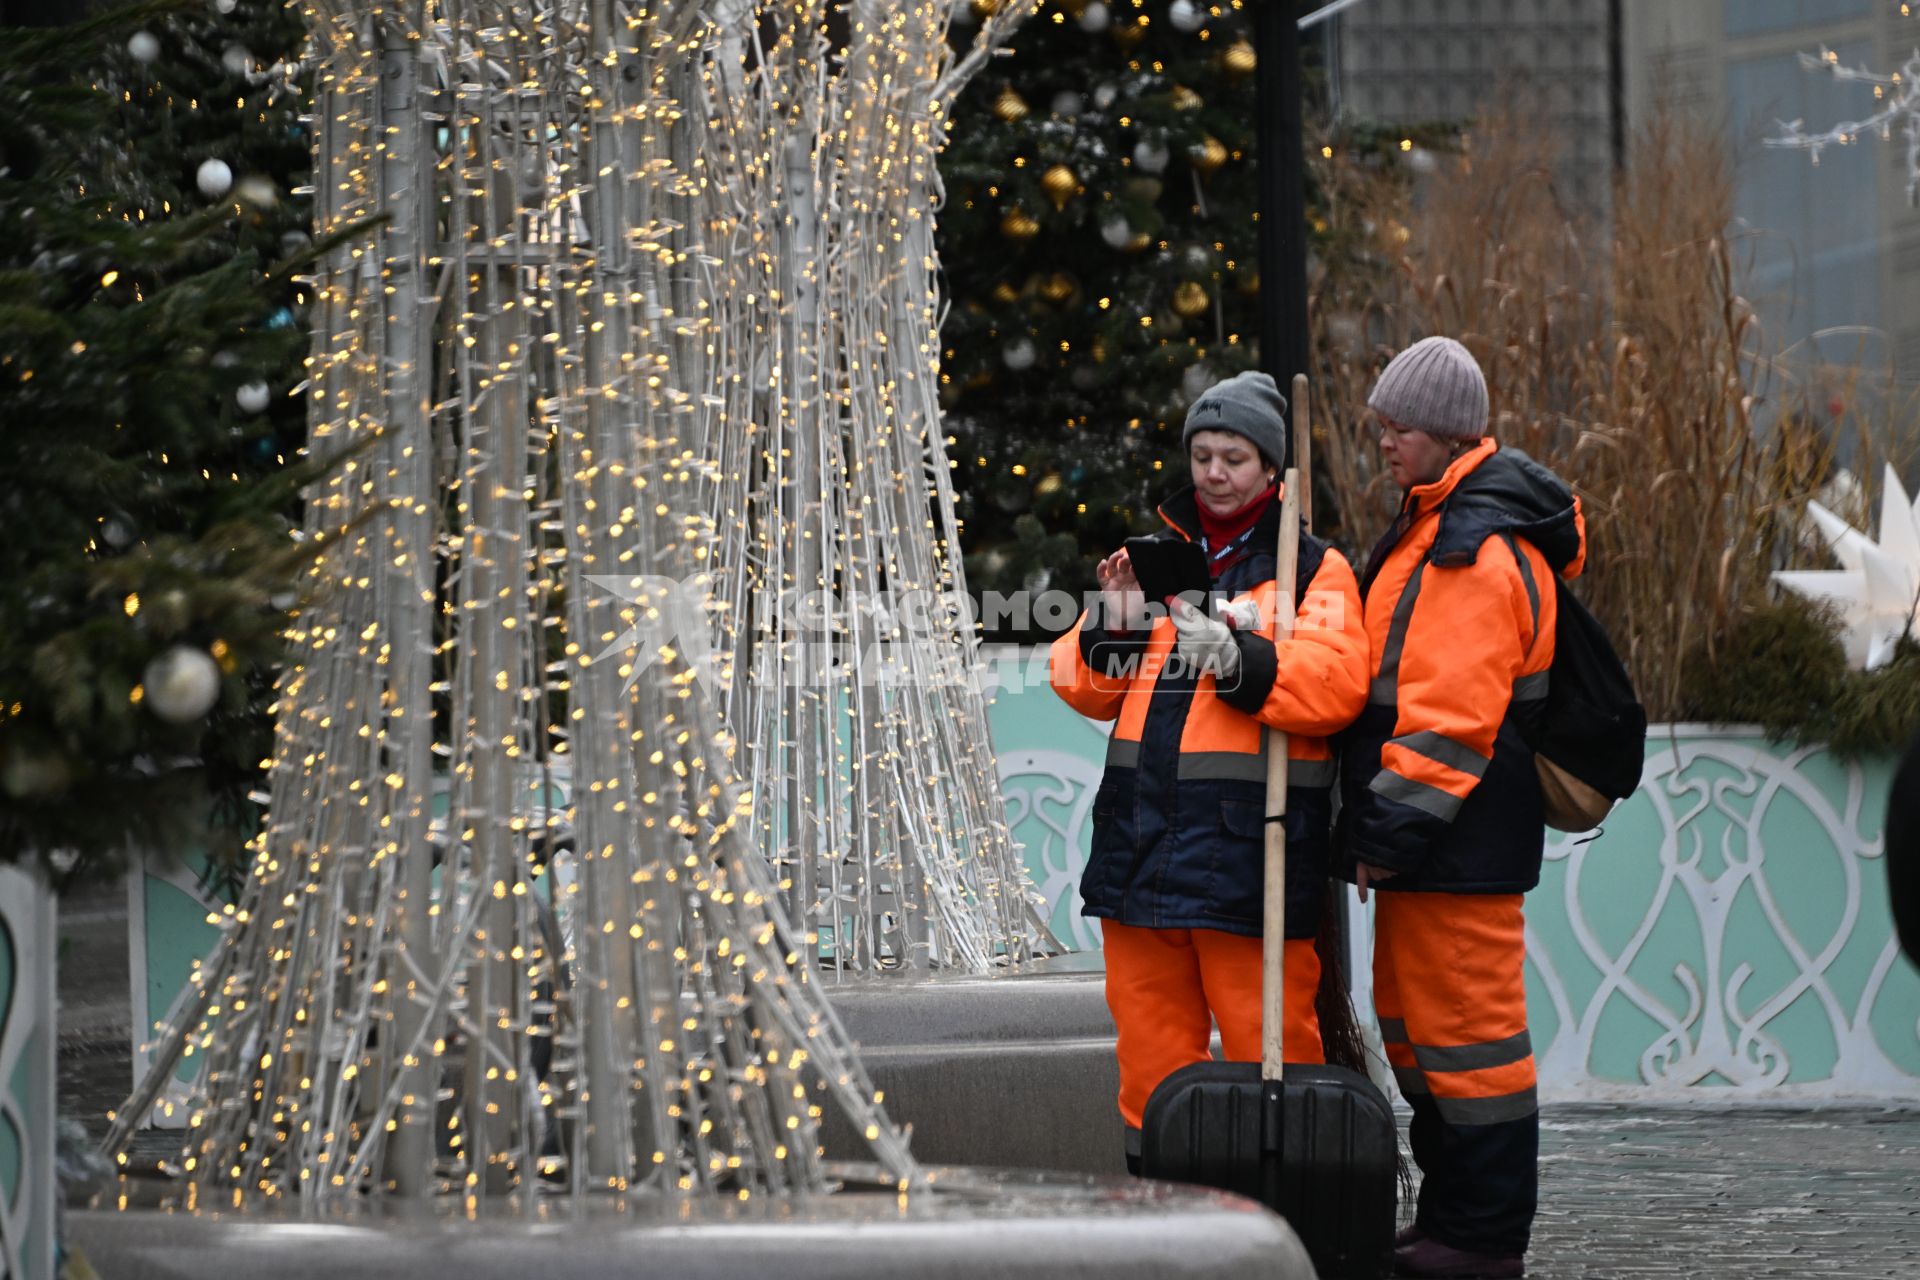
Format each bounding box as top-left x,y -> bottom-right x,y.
1310,110 -> 1917,734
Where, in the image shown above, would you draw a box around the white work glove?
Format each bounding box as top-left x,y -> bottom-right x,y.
1218,597 -> 1262,632
1170,597 -> 1242,680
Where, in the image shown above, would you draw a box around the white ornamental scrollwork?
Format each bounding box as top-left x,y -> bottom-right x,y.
997,748 -> 1107,953
0,863 -> 56,1280
1528,734 -> 1920,1098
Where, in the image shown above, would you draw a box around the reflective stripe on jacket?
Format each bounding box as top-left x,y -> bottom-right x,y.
1337,441 -> 1587,893
1050,485 -> 1370,937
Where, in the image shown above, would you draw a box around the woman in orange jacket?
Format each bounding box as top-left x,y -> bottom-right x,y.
1338,337 -> 1587,1279
1049,371 -> 1370,1175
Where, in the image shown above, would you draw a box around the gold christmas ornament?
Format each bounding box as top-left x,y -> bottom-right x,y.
1125,231 -> 1152,253
1040,163 -> 1081,210
1170,84 -> 1203,112
971,0 -> 1002,17
1090,336 -> 1110,363
1111,21 -> 1147,51
1222,40 -> 1258,77
1039,272 -> 1077,305
1189,135 -> 1229,175
1237,270 -> 1261,296
1035,472 -> 1065,497
999,207 -> 1041,241
991,281 -> 1021,305
993,87 -> 1030,122
1171,280 -> 1211,319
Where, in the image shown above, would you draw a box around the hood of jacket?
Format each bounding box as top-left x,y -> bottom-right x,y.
1429,445 -> 1584,575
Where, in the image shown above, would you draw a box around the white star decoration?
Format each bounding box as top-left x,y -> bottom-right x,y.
1774,464 -> 1920,671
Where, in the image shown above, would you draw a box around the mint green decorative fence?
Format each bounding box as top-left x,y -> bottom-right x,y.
1522,730 -> 1918,1097
1,864 -> 56,1280
979,647 -> 1920,1100
130,648 -> 1920,1105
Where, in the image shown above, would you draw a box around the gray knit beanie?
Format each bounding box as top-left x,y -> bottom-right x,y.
1367,336 -> 1489,440
1182,370 -> 1288,467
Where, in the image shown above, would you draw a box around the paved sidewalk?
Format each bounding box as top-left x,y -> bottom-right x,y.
56,881 -> 1920,1276
1523,1106 -> 1920,1278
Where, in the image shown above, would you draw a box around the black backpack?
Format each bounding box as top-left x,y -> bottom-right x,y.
1513,567 -> 1648,831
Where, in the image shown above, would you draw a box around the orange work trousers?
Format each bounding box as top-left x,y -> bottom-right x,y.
1372,890 -> 1538,1255
1102,919 -> 1324,1130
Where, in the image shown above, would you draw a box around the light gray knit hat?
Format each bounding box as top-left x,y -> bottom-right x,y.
1367,336 -> 1489,440
1182,370 -> 1288,467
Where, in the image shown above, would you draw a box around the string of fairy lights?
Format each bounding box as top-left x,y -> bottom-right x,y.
1768,42 -> 1920,206
104,0 -> 1042,1208
695,2 -> 1049,974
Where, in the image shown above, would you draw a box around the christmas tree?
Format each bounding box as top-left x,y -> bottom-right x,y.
938,0 -> 1278,612
937,0 -> 1421,620
0,1 -> 321,880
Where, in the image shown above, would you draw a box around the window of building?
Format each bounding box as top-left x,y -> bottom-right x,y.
1726,0 -> 1871,40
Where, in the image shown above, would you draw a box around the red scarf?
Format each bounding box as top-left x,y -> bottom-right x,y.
1197,483 -> 1277,579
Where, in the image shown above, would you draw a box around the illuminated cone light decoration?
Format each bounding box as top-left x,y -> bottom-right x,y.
1774,465 -> 1920,671
105,0 -> 1044,1207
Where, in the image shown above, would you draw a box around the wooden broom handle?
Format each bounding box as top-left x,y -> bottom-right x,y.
1261,467 -> 1302,1083
1292,373 -> 1313,530
1260,375 -> 1313,1083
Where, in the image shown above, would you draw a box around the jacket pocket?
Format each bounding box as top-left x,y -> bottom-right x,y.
1203,798 -> 1267,925
1082,778 -> 1136,910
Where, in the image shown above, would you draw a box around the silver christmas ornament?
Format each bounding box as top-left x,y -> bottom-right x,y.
1091,83 -> 1119,111
1181,362 -> 1216,403
1132,139 -> 1171,175
128,31 -> 161,63
1050,91 -> 1084,119
1079,2 -> 1111,33
1168,0 -> 1207,33
196,158 -> 234,198
143,645 -> 223,724
1100,215 -> 1134,249
1001,337 -> 1038,372
1,744 -> 72,800
235,175 -> 279,208
221,45 -> 255,77
237,381 -> 272,413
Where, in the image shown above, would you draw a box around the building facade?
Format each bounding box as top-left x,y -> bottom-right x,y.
1624,0 -> 1920,388
1331,0 -> 1920,388
1331,0 -> 1619,215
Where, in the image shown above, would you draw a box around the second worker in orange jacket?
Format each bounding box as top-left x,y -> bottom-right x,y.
1338,336 -> 1588,1280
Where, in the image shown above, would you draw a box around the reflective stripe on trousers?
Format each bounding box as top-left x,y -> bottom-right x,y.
1374,891 -> 1536,1124
1372,889 -> 1539,1255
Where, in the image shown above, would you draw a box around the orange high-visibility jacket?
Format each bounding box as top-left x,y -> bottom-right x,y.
1051,486 -> 1369,937
1337,441 -> 1588,892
